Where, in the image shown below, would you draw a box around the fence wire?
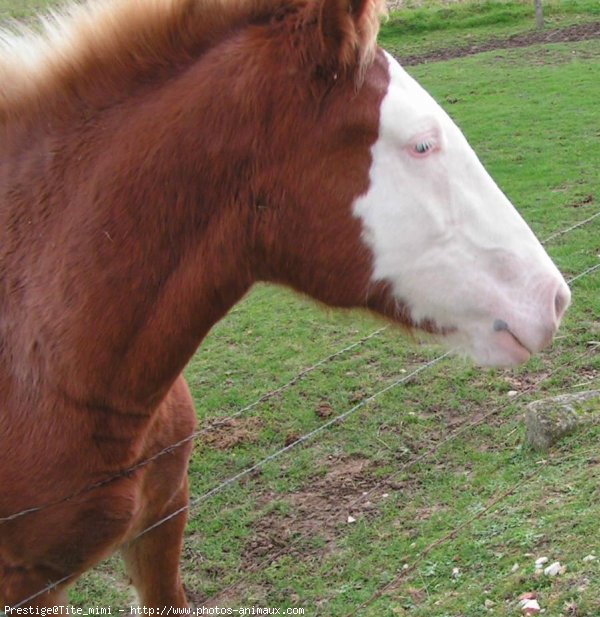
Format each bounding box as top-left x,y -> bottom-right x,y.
134,350 -> 453,541
542,210 -> 600,244
15,299 -> 598,609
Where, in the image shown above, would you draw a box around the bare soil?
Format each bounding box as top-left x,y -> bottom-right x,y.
192,456 -> 380,608
200,417 -> 264,450
244,456 -> 377,566
398,22 -> 600,65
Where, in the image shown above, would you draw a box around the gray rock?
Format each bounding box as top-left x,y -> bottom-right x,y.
525,390 -> 600,451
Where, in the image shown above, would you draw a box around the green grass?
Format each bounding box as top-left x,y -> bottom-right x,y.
379,0 -> 600,59
2,0 -> 600,615
385,0 -> 599,34
0,0 -> 56,21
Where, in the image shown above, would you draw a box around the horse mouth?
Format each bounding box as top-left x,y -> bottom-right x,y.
495,327 -> 532,364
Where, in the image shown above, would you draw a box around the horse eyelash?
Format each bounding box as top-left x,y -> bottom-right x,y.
414,140 -> 434,154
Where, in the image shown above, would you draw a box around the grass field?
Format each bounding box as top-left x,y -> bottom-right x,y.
379,0 -> 600,59
2,0 -> 600,615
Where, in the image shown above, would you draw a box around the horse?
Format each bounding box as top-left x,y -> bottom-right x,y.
0,0 -> 570,608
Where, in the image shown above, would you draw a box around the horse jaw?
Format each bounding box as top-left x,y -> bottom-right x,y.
354,51 -> 570,368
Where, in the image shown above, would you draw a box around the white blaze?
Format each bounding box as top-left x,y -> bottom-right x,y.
354,51 -> 570,367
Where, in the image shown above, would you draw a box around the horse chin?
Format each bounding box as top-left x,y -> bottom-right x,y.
448,329 -> 532,368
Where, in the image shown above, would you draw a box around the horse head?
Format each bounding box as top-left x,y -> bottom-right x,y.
245,0 -> 570,366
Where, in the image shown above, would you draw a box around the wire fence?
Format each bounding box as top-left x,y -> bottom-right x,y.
5,210 -> 600,608
4,209 -> 599,529
106,213 -> 600,531
135,349 -> 454,541
542,210 -> 600,243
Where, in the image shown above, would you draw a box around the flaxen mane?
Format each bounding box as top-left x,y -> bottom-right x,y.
0,0 -> 386,124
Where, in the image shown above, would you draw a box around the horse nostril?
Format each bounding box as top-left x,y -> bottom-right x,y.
493,319 -> 509,332
554,284 -> 571,321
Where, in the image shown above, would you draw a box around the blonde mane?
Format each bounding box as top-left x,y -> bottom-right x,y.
0,0 -> 385,124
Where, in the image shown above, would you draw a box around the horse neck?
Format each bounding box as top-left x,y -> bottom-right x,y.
3,71 -> 259,415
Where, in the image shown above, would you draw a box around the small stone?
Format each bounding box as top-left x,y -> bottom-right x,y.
511,563 -> 520,573
535,557 -> 549,568
484,598 -> 495,609
347,515 -> 356,523
520,600 -> 540,615
519,593 -> 540,615
583,554 -> 597,562
544,561 -> 564,576
520,592 -> 537,600
452,567 -> 460,579
508,390 -> 519,397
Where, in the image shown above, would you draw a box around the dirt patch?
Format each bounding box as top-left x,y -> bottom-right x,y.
315,401 -> 334,419
397,22 -> 600,66
243,456 -> 377,567
200,417 -> 263,450
567,195 -> 595,209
